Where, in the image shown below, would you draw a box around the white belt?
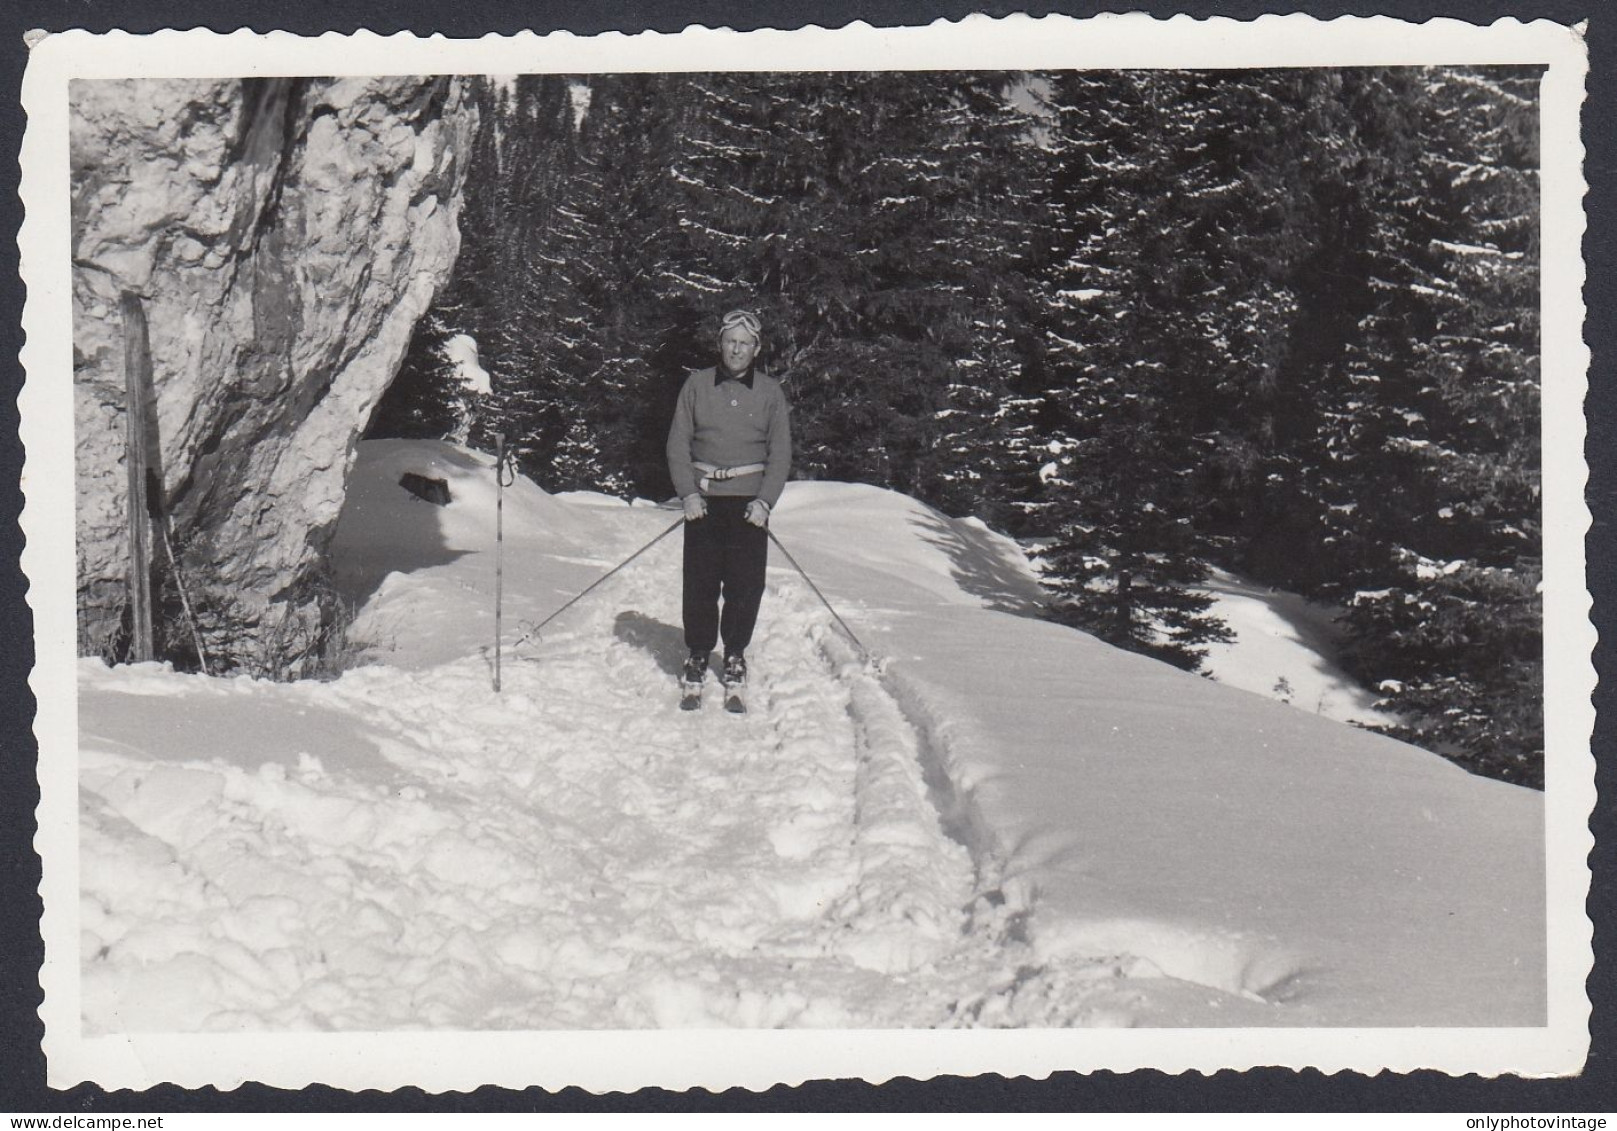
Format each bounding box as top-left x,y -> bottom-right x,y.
694,461 -> 766,493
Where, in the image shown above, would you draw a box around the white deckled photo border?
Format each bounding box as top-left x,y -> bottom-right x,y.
19,13 -> 1593,1092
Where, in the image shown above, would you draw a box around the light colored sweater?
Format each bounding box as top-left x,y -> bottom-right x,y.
666,366 -> 792,507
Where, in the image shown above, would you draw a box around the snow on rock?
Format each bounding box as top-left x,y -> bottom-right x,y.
78,440 -> 1545,1031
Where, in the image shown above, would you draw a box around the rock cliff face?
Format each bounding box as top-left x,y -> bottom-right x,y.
71,76 -> 476,668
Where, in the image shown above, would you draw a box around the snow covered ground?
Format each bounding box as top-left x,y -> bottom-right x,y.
76,440 -> 1545,1032
1197,568 -> 1388,728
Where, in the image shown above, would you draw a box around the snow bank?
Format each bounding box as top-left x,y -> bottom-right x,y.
767,480 -> 1543,1025
77,441 -> 1545,1033
1198,568 -> 1388,727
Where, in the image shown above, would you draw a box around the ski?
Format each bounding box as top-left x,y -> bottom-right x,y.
679,681 -> 703,711
724,687 -> 746,714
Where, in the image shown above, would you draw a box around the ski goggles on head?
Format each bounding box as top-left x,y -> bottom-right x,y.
719,309 -> 763,340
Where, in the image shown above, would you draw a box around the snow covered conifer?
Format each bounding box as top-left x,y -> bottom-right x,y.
1027,70 -> 1235,669
1324,67 -> 1544,784
920,73 -> 1048,526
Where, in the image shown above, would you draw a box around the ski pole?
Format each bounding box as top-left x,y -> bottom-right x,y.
766,528 -> 870,661
527,516 -> 685,638
493,433 -> 510,693
158,514 -> 211,676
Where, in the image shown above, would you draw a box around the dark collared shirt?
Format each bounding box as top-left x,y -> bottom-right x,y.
714,363 -> 756,390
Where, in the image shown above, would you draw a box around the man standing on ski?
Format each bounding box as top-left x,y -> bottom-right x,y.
666,309 -> 792,711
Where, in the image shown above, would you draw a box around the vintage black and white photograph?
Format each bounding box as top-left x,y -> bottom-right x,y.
20,15 -> 1592,1091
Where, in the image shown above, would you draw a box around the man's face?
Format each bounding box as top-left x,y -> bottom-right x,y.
720,325 -> 760,374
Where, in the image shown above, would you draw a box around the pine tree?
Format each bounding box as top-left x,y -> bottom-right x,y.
1323,66 -> 1544,784
474,75 -> 590,485
1028,70 -> 1238,669
365,312 -> 470,440
917,74 -> 1047,525
428,73 -> 696,498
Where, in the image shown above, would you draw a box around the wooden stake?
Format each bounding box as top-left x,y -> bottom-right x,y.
121,292 -> 154,663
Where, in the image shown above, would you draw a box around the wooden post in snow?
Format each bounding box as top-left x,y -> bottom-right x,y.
121,292 -> 155,663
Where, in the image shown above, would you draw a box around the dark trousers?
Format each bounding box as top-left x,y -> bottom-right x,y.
682,496 -> 769,657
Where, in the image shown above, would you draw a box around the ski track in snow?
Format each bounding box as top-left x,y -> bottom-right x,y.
79,540 -> 1136,1031
75,445 -> 1550,1034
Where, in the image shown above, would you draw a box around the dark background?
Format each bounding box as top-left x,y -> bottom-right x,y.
0,0 -> 1609,1113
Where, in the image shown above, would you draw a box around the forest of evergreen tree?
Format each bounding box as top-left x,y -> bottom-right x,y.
367,66 -> 1543,787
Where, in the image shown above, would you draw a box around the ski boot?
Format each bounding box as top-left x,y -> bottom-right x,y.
679,650 -> 708,711
722,652 -> 747,715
